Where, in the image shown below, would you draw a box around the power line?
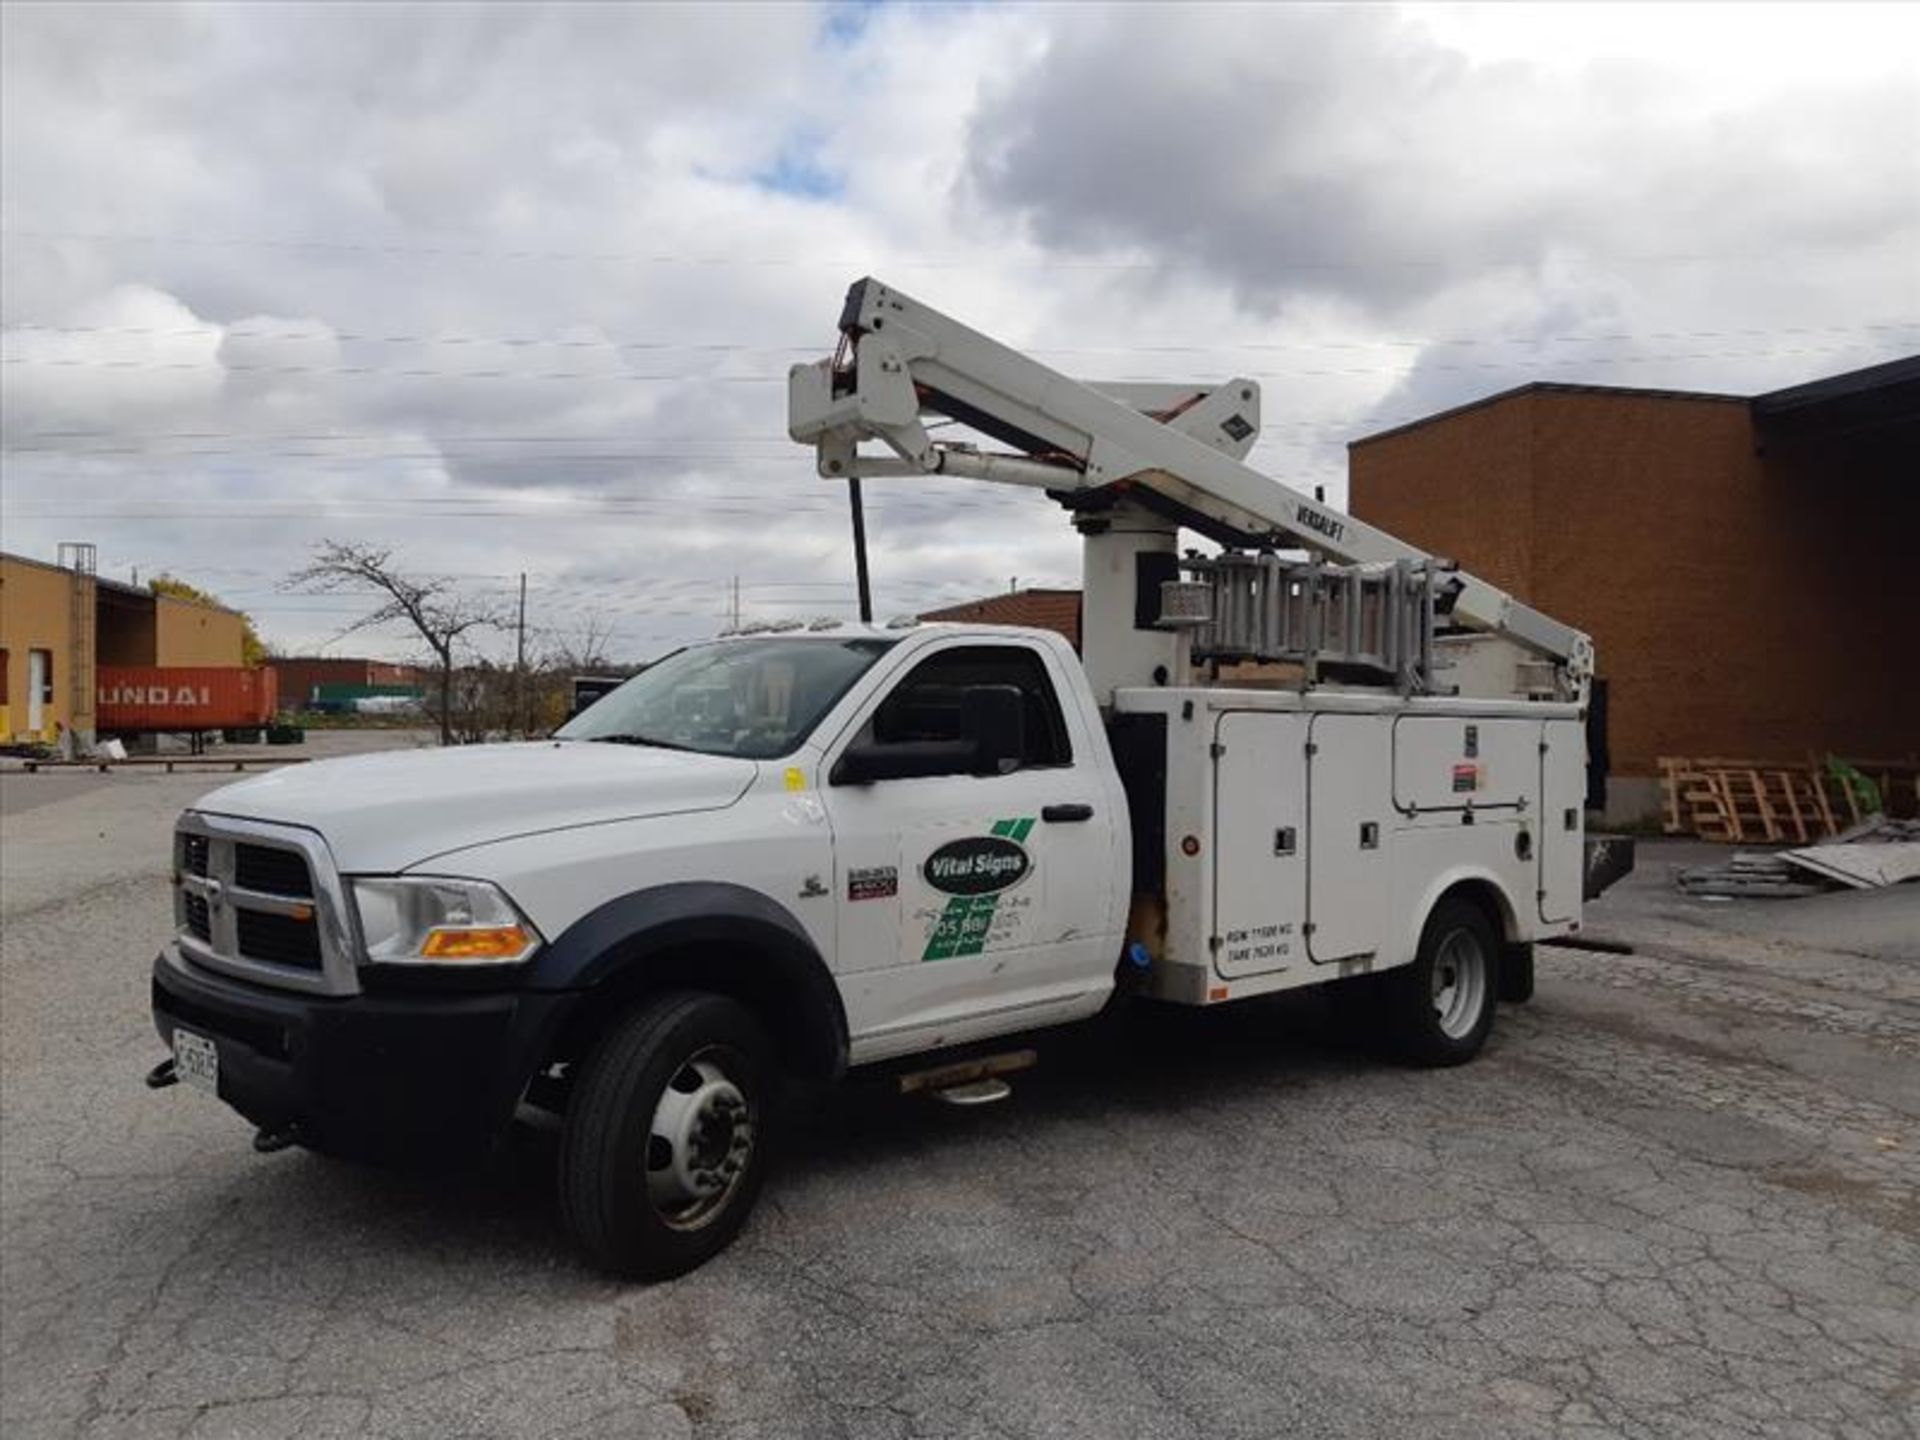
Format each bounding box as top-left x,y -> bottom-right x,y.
0,355 -> 783,382
0,338 -> 1899,385
7,225 -> 1863,271
4,318 -> 1910,354
0,419 -> 1372,447
0,487 -> 1058,514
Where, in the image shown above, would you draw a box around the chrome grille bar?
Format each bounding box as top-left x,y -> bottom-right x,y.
171,812 -> 360,996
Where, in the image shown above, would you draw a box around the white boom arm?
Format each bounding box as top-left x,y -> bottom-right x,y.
789,278 -> 1591,695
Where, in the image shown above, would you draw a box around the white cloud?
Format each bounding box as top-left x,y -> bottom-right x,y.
2,2 -> 1913,659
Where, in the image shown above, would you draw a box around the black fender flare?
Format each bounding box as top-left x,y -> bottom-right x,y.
525,881 -> 848,1082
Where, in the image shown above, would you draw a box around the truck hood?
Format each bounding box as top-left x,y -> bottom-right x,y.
194,740 -> 757,873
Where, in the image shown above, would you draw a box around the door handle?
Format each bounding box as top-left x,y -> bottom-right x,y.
1042,803 -> 1095,823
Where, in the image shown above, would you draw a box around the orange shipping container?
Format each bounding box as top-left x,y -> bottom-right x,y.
96,667 -> 278,732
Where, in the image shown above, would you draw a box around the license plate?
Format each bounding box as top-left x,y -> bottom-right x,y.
173,1028 -> 219,1096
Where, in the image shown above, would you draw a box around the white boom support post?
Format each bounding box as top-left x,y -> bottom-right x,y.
1079,503 -> 1179,706
789,278 -> 1592,702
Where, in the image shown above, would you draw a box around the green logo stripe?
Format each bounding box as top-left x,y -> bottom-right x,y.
922,897 -> 970,961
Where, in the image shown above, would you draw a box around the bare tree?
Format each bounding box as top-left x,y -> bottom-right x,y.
544,611 -> 616,674
287,541 -> 501,745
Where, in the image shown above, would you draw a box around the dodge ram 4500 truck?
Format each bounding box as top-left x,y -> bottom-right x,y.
150,279 -> 1625,1279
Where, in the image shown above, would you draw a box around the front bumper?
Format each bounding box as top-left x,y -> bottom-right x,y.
151,944 -> 574,1164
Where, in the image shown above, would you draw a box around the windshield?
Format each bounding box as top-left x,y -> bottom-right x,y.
555,636 -> 895,759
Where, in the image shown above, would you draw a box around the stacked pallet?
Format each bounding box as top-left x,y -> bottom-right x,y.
1658,757 -> 1919,844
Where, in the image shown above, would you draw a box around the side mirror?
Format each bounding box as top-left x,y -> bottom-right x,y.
961,684 -> 1024,776
832,739 -> 975,785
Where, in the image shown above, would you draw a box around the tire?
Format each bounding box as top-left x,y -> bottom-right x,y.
1384,898 -> 1498,1067
1499,943 -> 1536,1004
559,991 -> 776,1281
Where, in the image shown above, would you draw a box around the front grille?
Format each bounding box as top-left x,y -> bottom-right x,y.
235,844 -> 313,898
173,817 -> 348,994
236,910 -> 323,970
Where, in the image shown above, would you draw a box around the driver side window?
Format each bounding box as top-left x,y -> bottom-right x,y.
864,645 -> 1071,776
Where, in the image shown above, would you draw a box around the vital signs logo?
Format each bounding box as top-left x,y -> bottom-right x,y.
922,835 -> 1031,897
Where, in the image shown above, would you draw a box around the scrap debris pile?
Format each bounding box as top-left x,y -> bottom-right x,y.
1678,817 -> 1920,899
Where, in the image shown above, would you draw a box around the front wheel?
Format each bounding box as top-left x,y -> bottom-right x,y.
1384,898 -> 1498,1067
559,991 -> 776,1280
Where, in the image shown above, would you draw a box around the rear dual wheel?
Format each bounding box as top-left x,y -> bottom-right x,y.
1383,897 -> 1499,1066
559,991 -> 776,1281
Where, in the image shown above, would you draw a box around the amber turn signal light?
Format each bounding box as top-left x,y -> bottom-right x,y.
418,926 -> 534,961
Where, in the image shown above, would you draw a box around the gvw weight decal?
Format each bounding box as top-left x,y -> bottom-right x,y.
920,818 -> 1033,961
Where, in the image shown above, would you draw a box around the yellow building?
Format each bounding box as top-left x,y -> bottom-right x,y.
1,551 -> 249,744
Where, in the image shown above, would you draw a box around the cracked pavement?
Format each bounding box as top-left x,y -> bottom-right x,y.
3,765 -> 1916,1439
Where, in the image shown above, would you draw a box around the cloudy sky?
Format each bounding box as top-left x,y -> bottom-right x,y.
3,2 -> 1914,662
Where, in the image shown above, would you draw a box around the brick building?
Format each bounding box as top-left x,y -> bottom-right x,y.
268,657 -> 428,709
1349,356 -> 1919,820
919,588 -> 1082,647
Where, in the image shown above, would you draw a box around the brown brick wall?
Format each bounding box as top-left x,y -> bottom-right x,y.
1348,393 -> 1536,599
1350,389 -> 1916,775
919,591 -> 1082,649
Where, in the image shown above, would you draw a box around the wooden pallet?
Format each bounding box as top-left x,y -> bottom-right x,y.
1659,757 -> 1878,844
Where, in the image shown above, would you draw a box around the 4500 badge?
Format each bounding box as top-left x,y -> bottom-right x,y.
919,818 -> 1035,961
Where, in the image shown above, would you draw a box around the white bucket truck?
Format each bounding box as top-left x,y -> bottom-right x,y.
149,279 -> 1626,1278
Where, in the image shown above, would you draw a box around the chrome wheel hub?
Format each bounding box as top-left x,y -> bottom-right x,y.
645,1052 -> 754,1229
1431,929 -> 1490,1040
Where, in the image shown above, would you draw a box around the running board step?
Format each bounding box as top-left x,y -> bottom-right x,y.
898,1048 -> 1037,1099
932,1079 -> 1013,1107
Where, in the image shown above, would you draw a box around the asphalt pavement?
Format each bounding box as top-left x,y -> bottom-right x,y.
2,766 -> 1916,1440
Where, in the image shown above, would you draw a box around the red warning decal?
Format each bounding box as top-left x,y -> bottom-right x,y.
1451,763 -> 1481,793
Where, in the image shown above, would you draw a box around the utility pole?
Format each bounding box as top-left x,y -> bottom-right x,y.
729,575 -> 742,630
848,479 -> 873,623
514,571 -> 527,737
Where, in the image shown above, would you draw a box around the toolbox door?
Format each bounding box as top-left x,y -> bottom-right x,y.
1538,718 -> 1585,923
1306,713 -> 1392,963
1391,715 -> 1536,817
1211,710 -> 1307,979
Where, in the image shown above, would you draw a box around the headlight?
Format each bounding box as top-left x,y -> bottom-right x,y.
350,877 -> 542,966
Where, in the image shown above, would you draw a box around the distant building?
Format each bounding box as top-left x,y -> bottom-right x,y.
268,657 -> 429,711
1,550 -> 251,744
918,588 -> 1082,647
1347,356 -> 1919,820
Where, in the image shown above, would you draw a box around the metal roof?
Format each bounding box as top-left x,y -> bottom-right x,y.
1751,354 -> 1920,449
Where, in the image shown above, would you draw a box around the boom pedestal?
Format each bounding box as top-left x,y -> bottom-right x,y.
1077,503 -> 1178,708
